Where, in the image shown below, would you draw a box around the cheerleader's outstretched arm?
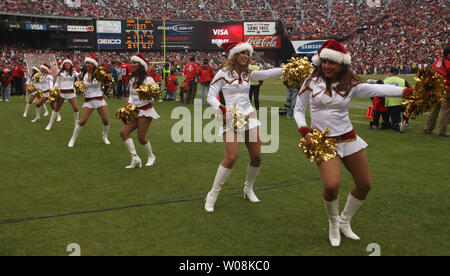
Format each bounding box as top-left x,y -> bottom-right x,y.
250,68 -> 283,82
352,83 -> 413,98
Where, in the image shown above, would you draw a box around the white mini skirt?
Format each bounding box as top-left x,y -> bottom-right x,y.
337,136 -> 368,158
82,99 -> 107,109
138,107 -> 160,119
60,92 -> 77,100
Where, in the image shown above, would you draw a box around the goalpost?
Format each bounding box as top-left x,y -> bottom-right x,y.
135,17 -> 166,65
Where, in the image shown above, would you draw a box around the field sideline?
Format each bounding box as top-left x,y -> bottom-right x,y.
0,75 -> 448,256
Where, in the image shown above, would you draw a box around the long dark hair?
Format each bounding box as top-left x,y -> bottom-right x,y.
302,64 -> 361,97
79,64 -> 98,82
131,64 -> 149,88
58,63 -> 74,77
31,69 -> 39,80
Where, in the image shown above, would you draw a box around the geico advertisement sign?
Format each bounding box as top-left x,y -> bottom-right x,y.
97,39 -> 122,45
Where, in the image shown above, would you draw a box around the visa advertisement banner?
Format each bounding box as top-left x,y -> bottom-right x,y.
200,22 -> 244,49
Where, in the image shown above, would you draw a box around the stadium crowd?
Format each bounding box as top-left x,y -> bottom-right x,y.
0,0 -> 448,74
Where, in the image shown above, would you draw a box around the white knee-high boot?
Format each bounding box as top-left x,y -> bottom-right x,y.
124,138 -> 142,169
324,197 -> 341,247
74,111 -> 79,125
143,141 -> 156,167
43,104 -> 49,116
56,112 -> 62,122
204,165 -> 232,212
243,164 -> 261,203
68,124 -> 83,147
23,103 -> 31,117
31,107 -> 41,123
339,193 -> 364,240
102,124 -> 110,145
45,111 -> 58,131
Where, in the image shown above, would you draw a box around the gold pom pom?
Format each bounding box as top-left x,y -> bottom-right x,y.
93,67 -> 113,85
403,66 -> 446,119
74,81 -> 85,96
26,83 -> 36,94
115,103 -> 139,124
48,87 -> 61,103
299,128 -> 338,163
282,57 -> 314,89
136,82 -> 161,102
35,89 -> 44,100
33,72 -> 41,83
219,104 -> 249,132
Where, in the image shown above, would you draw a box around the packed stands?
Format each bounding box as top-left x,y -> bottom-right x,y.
0,0 -> 448,74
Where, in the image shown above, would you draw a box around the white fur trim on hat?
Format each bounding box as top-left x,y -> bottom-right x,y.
61,59 -> 73,67
312,54 -> 320,66
40,64 -> 50,73
317,48 -> 351,65
32,66 -> 40,72
228,42 -> 253,59
131,55 -> 148,70
85,57 -> 98,67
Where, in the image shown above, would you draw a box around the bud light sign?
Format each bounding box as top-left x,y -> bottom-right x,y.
292,40 -> 326,54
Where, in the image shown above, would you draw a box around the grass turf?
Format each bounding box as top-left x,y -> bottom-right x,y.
0,75 -> 448,256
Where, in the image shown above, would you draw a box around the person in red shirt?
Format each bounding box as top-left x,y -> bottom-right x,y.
369,80 -> 391,130
11,60 -> 25,96
183,56 -> 199,104
424,45 -> 450,137
120,58 -> 131,99
199,59 -> 214,105
165,73 -> 178,101
1,69 -> 12,102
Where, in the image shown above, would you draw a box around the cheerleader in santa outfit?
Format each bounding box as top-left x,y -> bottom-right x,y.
46,59 -> 79,131
68,54 -> 110,147
204,41 -> 282,212
119,53 -> 159,168
32,64 -> 60,123
23,66 -> 49,118
293,40 -> 414,247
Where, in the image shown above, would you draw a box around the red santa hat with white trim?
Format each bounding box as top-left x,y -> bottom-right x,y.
312,40 -> 351,66
84,54 -> 99,67
130,53 -> 149,70
61,59 -> 73,68
32,66 -> 40,72
40,63 -> 51,73
217,41 -> 253,59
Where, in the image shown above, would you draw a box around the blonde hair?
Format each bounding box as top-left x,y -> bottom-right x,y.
223,50 -> 250,78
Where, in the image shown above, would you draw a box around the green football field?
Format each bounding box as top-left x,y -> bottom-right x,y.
0,75 -> 448,256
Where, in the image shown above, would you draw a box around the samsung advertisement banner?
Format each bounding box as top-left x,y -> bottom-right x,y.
292,40 -> 326,54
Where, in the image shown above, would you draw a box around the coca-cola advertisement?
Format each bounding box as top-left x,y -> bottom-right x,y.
244,35 -> 281,49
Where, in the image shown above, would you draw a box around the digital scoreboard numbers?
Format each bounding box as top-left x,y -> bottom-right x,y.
125,20 -> 156,50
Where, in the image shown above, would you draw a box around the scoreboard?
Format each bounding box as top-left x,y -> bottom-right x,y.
124,19 -> 156,50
